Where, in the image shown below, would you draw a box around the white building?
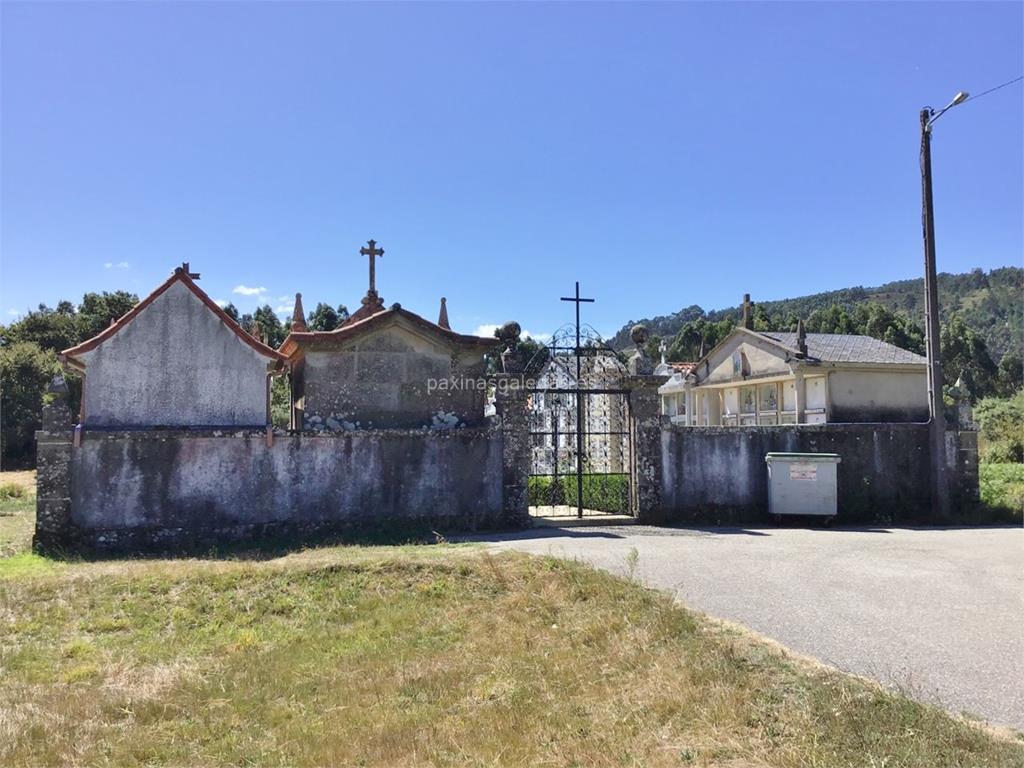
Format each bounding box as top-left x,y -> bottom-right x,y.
658,326 -> 928,426
530,352 -> 629,475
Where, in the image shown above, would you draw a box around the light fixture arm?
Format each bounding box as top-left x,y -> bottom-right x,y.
925,91 -> 970,129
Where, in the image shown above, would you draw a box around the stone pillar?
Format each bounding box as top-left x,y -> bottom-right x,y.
683,382 -> 694,427
627,374 -> 669,523
494,374 -> 531,528
793,368 -> 806,425
947,428 -> 980,511
942,381 -> 979,515
34,380 -> 75,550
707,391 -> 722,426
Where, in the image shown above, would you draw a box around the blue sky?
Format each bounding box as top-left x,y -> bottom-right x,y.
2,2 -> 1021,339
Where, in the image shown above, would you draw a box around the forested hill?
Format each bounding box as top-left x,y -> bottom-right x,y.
609,266 -> 1022,361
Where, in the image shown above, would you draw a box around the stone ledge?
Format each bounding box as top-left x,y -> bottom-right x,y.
52,425 -> 502,441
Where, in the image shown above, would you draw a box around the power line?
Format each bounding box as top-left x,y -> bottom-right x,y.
964,75 -> 1023,104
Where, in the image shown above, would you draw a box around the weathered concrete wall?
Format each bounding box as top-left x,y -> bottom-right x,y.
40,426 -> 504,551
77,281 -> 272,427
829,369 -> 928,423
661,422 -> 978,524
301,323 -> 488,431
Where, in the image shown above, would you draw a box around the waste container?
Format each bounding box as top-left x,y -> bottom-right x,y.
765,452 -> 841,522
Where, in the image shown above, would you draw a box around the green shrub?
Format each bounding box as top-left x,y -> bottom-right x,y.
0,342 -> 59,468
528,473 -> 631,514
974,390 -> 1024,464
979,463 -> 1024,517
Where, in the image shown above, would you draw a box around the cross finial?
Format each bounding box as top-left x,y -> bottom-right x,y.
359,239 -> 385,297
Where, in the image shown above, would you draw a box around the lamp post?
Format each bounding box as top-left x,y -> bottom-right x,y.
920,90 -> 968,520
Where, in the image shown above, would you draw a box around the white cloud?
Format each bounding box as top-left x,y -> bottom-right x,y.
233,285 -> 267,296
274,305 -> 293,315
214,299 -> 229,308
104,261 -> 129,270
6,308 -> 20,317
276,295 -> 292,303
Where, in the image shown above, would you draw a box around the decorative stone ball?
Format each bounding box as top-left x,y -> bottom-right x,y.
390,303 -> 402,311
47,374 -> 68,395
630,324 -> 650,347
496,321 -> 522,345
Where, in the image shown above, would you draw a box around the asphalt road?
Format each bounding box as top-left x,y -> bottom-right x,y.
473,524 -> 1024,730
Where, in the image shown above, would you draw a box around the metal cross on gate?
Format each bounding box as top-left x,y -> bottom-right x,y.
560,282 -> 595,518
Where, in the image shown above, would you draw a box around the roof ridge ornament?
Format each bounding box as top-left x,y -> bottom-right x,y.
291,293 -> 307,332
741,293 -> 754,330
438,297 -> 450,330
176,261 -> 201,280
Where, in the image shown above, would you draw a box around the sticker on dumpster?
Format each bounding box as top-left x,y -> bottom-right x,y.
789,463 -> 817,481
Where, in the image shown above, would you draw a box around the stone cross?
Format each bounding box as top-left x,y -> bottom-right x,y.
359,239 -> 384,295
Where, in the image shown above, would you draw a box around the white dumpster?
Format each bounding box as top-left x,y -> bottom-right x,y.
765,452 -> 841,522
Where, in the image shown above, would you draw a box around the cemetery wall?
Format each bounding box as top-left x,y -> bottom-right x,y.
660,421 -> 978,524
36,424 -> 507,552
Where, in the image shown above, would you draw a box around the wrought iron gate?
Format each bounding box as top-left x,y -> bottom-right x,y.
525,283 -> 634,518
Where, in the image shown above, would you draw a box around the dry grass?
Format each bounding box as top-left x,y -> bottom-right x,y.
0,470 -> 36,559
0,471 -> 1020,766
0,469 -> 36,494
1,542 -> 1021,767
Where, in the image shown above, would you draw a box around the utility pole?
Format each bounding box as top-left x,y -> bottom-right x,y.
919,107 -> 952,520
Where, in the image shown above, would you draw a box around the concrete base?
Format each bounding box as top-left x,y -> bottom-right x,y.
530,506 -> 636,527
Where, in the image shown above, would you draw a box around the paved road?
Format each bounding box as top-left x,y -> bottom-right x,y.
472,524 -> 1024,729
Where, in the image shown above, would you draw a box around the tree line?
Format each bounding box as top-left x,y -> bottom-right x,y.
643,299 -> 1022,402
2,288 -> 1020,468
614,266 -> 1023,363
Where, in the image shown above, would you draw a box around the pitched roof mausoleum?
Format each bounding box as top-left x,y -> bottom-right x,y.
61,265 -> 286,428
280,247 -> 498,430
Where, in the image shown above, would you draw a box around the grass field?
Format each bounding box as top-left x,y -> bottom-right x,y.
1,471 -> 1021,767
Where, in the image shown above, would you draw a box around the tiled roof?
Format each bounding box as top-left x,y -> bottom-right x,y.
759,332 -> 926,365
279,304 -> 498,358
668,362 -> 696,372
61,268 -> 288,367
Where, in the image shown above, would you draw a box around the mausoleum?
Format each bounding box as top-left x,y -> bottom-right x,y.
659,317 -> 928,426
61,264 -> 287,427
280,240 -> 498,430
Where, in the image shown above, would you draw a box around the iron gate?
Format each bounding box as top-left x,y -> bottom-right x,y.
524,283 -> 634,518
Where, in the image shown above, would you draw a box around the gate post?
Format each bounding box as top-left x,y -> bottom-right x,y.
495,374 -> 531,528
626,374 -> 668,523
34,377 -> 76,551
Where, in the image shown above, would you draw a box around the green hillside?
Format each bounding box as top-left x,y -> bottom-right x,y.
610,267 -> 1022,361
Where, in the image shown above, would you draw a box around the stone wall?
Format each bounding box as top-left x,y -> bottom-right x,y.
661,422 -> 978,524
37,423 -> 507,552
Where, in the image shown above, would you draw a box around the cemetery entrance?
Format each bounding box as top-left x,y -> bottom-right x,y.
525,283 -> 634,519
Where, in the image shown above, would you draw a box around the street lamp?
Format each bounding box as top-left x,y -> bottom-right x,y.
919,90 -> 968,520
